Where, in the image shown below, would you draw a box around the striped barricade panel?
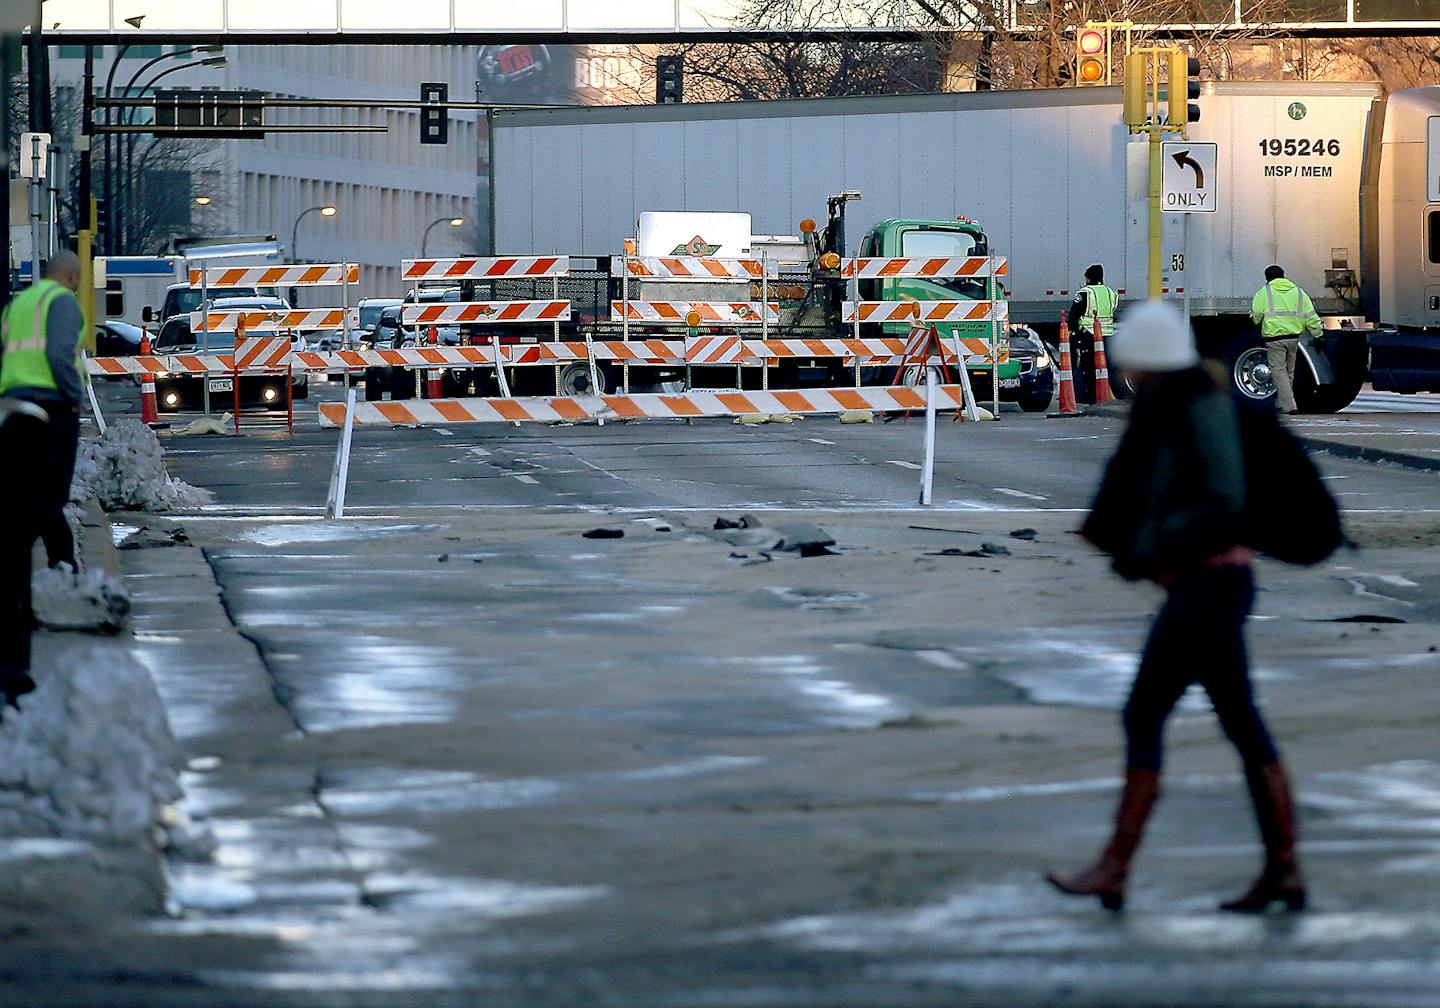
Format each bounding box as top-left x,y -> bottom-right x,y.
289,347 -> 498,371
612,257 -> 778,280
234,336 -> 293,370
402,301 -> 571,325
401,257 -> 570,281
189,263 -> 359,287
190,308 -> 356,333
685,335 -> 746,364
318,384 -> 967,427
740,338 -> 999,365
610,301 -> 780,325
840,300 -> 1009,324
88,354 -> 237,375
839,256 -> 1008,279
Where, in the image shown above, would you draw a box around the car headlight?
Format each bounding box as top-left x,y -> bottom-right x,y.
1035,352 -> 1051,370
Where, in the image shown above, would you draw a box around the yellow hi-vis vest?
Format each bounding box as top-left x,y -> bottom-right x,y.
1252,280 -> 1321,340
1080,284 -> 1117,339
0,279 -> 78,396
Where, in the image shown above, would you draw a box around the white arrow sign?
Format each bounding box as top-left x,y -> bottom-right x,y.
1161,141 -> 1217,214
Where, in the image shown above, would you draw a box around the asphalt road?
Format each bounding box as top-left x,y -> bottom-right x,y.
11,378 -> 1436,1008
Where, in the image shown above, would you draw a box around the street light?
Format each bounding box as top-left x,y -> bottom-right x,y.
421,216 -> 465,256
289,205 -> 339,305
194,196 -> 212,206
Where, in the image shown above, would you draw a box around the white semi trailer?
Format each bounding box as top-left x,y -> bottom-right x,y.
491,82 -> 1440,412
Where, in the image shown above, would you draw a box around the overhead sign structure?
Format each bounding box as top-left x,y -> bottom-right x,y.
1162,141 -> 1218,213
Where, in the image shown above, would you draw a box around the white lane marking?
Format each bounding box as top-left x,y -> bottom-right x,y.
434,429 -> 454,437
1037,435 -> 1104,442
1321,475 -> 1350,480
808,437 -> 837,446
993,487 -> 1048,501
887,460 -> 922,470
513,474 -> 539,484
469,447 -> 492,458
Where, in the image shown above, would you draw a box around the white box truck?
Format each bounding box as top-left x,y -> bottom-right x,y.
491,82 -> 1440,412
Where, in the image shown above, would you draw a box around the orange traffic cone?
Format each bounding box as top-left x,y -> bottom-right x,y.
1093,316 -> 1114,405
426,325 -> 444,399
1048,316 -> 1081,418
139,327 -> 161,425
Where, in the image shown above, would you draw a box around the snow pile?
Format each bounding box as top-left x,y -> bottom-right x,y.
0,645 -> 183,846
31,564 -> 131,634
70,418 -> 212,512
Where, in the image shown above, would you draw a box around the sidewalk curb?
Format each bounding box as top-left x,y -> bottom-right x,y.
1298,436 -> 1440,474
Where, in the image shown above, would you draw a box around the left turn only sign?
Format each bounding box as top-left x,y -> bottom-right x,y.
1161,141 -> 1218,213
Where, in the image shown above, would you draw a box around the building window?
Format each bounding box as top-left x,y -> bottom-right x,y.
1429,210 -> 1440,266
58,45 -> 87,59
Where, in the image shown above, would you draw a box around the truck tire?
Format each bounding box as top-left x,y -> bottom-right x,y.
1294,360 -> 1364,414
1230,343 -> 1278,405
363,367 -> 385,401
556,362 -> 608,397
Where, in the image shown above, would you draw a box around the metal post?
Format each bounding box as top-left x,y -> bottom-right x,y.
990,257 -> 999,420
1148,129 -> 1163,299
46,142 -> 59,258
28,134 -> 43,284
1181,214 -> 1192,324
621,260 -> 630,394
200,265 -> 211,416
325,387 -> 357,519
920,365 -> 937,506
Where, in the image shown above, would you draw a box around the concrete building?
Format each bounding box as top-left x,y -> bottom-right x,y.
50,43 -> 480,297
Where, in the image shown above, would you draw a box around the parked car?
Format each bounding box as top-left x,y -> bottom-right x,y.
362,296 -> 465,401
151,296 -> 308,411
95,320 -> 145,356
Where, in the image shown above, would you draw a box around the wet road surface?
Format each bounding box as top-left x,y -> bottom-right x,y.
8,382 -> 1439,1007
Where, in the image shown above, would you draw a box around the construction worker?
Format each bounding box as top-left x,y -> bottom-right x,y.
1067,264 -> 1118,404
1250,264 -> 1321,415
0,250 -> 87,573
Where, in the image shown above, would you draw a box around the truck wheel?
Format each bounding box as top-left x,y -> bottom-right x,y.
1018,390 -> 1052,413
363,368 -> 385,401
1231,345 -> 1277,404
556,362 -> 607,397
1294,362 -> 1364,414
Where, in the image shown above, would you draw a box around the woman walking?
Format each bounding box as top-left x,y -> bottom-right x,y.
1046,301 -> 1312,914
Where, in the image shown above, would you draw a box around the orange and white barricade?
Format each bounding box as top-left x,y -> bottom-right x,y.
401,256 -> 569,281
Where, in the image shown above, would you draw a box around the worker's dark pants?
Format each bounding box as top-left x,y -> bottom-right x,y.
12,394 -> 80,570
37,406 -> 79,570
1122,566 -> 1281,773
0,411 -> 48,677
1070,331 -> 1095,404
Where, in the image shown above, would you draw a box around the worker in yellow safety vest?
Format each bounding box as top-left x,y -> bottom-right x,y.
1250,264 -> 1322,415
0,250 -> 87,704
1067,264 -> 1119,404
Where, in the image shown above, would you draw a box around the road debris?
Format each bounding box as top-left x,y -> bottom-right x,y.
116,526 -> 189,550
583,528 -> 625,539
1010,528 -> 1038,540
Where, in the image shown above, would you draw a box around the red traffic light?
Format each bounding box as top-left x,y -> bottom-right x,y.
1079,30 -> 1105,55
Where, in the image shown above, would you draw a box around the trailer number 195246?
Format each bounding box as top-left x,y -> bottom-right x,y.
1259,138 -> 1341,157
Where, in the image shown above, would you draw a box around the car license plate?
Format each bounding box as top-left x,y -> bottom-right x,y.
208,378 -> 233,393
1000,377 -> 1021,389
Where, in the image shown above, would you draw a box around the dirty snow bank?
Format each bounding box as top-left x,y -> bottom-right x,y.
31,565 -> 130,633
70,418 -> 212,512
0,644 -> 183,845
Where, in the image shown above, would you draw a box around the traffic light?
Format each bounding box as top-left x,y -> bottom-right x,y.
656,55 -> 683,104
93,196 -> 107,240
1169,51 -> 1201,125
1122,53 -> 1148,126
1075,26 -> 1108,86
420,82 -> 448,145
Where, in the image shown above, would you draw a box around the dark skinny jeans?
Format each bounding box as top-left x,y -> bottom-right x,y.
1123,566 -> 1280,773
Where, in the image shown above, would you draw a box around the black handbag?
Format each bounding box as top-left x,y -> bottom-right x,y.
1238,402 -> 1343,565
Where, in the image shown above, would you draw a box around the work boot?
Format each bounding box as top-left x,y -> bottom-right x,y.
1047,768 -> 1161,911
1221,762 -> 1307,913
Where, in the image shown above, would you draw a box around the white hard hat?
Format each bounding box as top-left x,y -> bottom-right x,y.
1106,300 -> 1199,372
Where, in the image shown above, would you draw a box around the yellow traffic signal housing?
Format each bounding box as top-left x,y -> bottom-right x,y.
1123,53 -> 1148,125
1076,27 -> 1108,86
1169,50 -> 1201,124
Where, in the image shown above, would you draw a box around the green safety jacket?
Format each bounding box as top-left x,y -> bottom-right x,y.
0,279 -> 84,401
1250,279 -> 1322,340
1080,284 -> 1118,339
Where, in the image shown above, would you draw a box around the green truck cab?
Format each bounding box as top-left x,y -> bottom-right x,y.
855,217 -> 1054,412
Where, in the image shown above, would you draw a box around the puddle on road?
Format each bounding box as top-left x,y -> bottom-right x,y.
764,586 -> 871,613
743,654 -> 901,728
238,523 -> 439,547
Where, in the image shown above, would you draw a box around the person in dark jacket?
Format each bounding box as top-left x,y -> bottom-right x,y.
1046,300 -> 1305,914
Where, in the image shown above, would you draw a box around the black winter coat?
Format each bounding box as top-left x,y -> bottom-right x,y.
1082,368 -> 1247,581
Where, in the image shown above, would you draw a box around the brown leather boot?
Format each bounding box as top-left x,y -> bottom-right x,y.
1221,762 -> 1306,913
1047,768 -> 1161,911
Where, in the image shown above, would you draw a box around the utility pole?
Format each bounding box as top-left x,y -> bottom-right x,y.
78,45 -> 96,337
